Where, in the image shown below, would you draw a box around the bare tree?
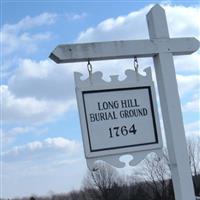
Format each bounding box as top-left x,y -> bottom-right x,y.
82,162 -> 123,200
142,152 -> 174,200
187,136 -> 200,196
68,191 -> 80,200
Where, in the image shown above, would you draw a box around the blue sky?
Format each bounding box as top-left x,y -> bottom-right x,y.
1,0 -> 200,198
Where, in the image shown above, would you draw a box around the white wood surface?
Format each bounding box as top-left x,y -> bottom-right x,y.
49,4 -> 199,200
74,68 -> 163,169
147,4 -> 196,200
49,37 -> 199,63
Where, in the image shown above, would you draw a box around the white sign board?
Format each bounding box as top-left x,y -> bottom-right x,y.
75,68 -> 162,169
83,87 -> 158,151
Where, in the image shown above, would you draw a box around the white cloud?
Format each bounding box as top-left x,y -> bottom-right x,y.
2,12 -> 57,33
2,158 -> 86,198
77,5 -> 151,42
164,5 -> 200,38
77,4 -> 200,43
2,4 -> 199,125
0,85 -> 76,123
1,31 -> 52,55
3,61 -> 198,124
2,137 -> 81,162
176,74 -> 200,97
65,12 -> 87,21
8,59 -> 75,100
76,3 -> 200,91
1,12 -> 57,56
0,126 -> 48,146
183,97 -> 200,113
174,53 -> 200,72
1,57 -> 79,123
45,137 -> 78,151
0,129 -> 14,146
1,138 -> 85,198
9,126 -> 48,136
185,120 -> 200,136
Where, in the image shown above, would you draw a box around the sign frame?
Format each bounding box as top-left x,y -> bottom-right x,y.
75,68 -> 163,166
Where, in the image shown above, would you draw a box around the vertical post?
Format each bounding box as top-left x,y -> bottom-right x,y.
147,5 -> 195,200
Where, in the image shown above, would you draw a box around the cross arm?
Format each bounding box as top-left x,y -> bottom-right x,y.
49,38 -> 199,64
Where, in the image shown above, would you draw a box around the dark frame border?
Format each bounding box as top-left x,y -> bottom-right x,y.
82,86 -> 159,152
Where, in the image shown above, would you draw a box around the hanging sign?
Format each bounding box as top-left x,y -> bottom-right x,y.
74,68 -> 162,169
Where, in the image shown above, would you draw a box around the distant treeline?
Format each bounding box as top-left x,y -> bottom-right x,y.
8,175 -> 200,200
4,137 -> 200,200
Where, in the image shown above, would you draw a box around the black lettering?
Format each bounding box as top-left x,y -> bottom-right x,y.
134,99 -> 140,107
138,109 -> 143,116
97,102 -> 103,111
90,114 -> 95,122
143,108 -> 148,116
98,101 -> 119,111
100,112 -> 105,120
121,99 -> 140,108
108,123 -> 137,138
121,100 -> 127,108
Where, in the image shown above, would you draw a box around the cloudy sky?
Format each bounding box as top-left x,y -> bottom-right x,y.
1,0 -> 200,198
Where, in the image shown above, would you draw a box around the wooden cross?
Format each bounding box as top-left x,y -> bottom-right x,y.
50,5 -> 199,200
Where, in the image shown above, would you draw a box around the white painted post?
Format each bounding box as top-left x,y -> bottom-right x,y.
49,38 -> 198,63
147,5 -> 196,200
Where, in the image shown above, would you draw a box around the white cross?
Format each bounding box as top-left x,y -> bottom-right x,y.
50,5 -> 199,200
